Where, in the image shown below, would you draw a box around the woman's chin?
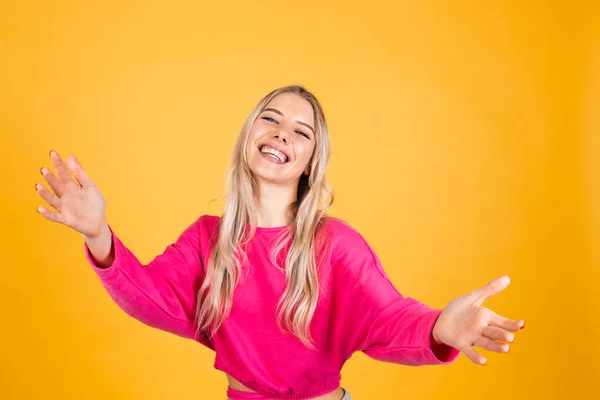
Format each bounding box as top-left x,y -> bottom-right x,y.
252,172 -> 299,187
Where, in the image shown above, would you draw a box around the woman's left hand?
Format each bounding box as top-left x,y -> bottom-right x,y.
432,275 -> 525,365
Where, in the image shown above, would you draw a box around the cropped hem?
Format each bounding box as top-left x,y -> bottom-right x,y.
215,358 -> 341,400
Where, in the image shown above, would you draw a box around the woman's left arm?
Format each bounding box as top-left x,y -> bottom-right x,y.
331,223 -> 524,366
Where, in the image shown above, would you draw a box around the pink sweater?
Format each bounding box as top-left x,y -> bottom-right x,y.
85,215 -> 460,399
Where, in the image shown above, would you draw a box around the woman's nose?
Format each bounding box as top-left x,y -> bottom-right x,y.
276,129 -> 289,143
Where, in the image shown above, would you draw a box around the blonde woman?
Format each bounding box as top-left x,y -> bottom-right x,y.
35,85 -> 525,400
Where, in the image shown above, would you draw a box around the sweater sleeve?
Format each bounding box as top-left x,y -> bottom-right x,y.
84,217 -> 214,350
332,223 -> 460,366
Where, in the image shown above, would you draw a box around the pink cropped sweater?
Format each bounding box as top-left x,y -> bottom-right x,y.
85,215 -> 460,399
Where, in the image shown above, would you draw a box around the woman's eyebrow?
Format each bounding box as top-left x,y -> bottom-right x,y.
262,107 -> 315,134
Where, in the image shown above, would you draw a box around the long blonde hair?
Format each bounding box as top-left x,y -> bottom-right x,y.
194,85 -> 335,350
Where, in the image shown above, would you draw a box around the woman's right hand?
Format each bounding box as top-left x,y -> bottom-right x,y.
35,150 -> 107,239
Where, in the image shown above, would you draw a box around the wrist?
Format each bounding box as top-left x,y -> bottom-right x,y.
431,330 -> 443,345
82,221 -> 110,242
83,223 -> 114,269
431,316 -> 444,345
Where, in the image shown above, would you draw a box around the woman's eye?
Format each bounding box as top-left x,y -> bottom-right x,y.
261,116 -> 310,139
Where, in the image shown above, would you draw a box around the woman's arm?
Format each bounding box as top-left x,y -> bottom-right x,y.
330,221 -> 524,366
330,222 -> 460,366
84,217 -> 214,350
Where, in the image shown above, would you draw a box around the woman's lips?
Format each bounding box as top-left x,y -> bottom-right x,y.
260,151 -> 286,164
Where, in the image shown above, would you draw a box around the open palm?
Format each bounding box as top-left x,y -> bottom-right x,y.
35,150 -> 106,238
432,275 -> 525,365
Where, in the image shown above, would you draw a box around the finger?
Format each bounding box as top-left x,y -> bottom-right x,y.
66,155 -> 95,189
41,166 -> 65,197
36,205 -> 67,225
482,326 -> 515,343
49,150 -> 75,185
489,311 -> 525,332
469,275 -> 510,305
474,336 -> 510,353
35,183 -> 62,211
462,346 -> 487,365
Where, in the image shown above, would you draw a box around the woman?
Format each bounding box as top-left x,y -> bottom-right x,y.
35,85 -> 525,400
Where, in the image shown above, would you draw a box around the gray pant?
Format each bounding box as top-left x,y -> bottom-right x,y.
341,387 -> 353,400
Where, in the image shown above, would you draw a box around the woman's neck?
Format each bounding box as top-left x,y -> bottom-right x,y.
254,183 -> 297,228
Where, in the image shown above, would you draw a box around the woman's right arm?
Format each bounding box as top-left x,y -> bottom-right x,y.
83,217 -> 211,346
35,150 -> 213,349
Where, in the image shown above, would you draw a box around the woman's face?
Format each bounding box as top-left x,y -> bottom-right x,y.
245,92 -> 316,188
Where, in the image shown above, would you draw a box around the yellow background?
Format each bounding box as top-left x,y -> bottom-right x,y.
1,1 -> 598,399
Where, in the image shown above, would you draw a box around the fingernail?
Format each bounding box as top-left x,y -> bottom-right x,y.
34,183 -> 39,191
37,206 -> 42,213
50,150 -> 55,157
40,167 -> 44,175
521,322 -> 526,330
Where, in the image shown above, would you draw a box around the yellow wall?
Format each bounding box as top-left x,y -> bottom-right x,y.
1,1 -> 597,398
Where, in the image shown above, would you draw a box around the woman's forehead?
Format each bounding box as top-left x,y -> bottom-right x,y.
264,93 -> 314,123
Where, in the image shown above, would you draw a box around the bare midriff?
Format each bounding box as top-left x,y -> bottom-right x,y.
226,374 -> 345,400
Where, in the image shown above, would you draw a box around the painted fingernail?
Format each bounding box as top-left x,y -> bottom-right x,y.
521,322 -> 526,329
40,167 -> 44,175
34,183 -> 39,191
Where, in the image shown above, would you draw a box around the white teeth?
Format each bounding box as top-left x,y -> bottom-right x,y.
260,145 -> 287,162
